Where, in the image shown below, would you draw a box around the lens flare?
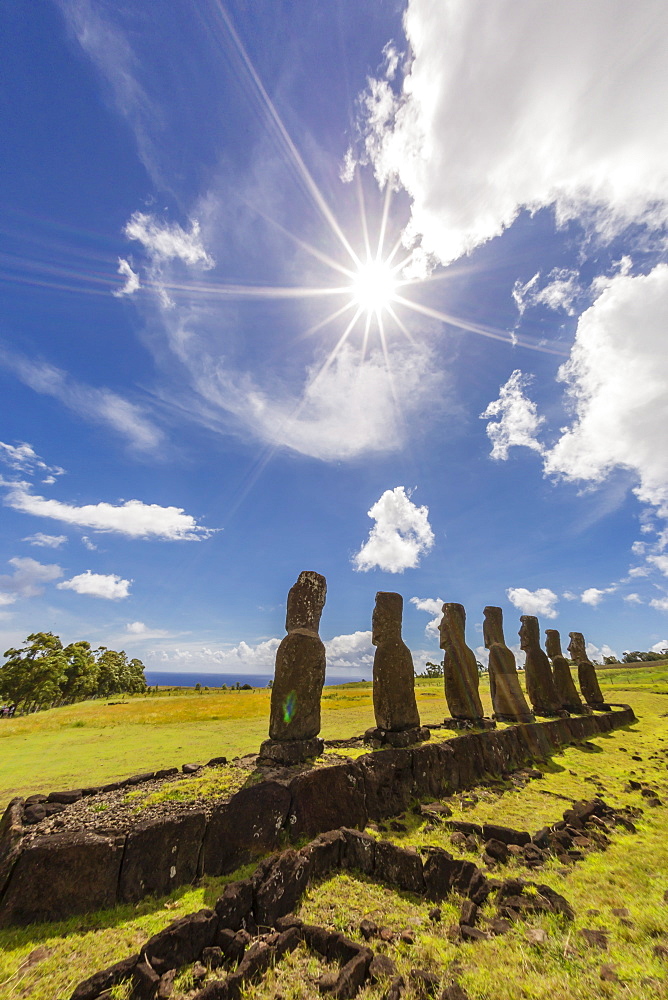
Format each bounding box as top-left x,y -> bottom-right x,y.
282,690 -> 297,724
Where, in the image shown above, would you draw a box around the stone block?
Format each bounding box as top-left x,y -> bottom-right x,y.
119,810 -> 206,902
201,780 -> 291,876
288,763 -> 367,839
143,908 -> 218,976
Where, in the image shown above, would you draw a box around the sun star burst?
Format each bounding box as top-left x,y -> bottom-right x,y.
351,259 -> 397,316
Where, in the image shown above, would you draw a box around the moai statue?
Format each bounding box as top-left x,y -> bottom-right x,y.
568,632 -> 606,709
259,571 -> 327,764
439,603 -> 492,728
545,629 -> 585,713
483,606 -> 534,723
366,592 -> 428,746
519,615 -> 565,717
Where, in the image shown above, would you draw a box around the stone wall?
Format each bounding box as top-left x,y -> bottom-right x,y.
0,705 -> 635,927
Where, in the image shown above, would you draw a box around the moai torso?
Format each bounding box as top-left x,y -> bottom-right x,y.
519,615 -> 562,716
568,632 -> 605,708
546,629 -> 584,711
483,606 -> 533,723
439,603 -> 484,720
372,592 -> 421,732
269,571 -> 327,741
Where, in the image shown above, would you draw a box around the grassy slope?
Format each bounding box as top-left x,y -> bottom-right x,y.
0,667 -> 666,998
2,662 -> 666,805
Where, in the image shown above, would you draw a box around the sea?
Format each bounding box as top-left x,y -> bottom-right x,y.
144,671 -> 368,688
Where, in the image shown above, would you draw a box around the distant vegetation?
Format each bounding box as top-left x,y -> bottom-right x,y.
0,631 -> 147,713
622,649 -> 668,662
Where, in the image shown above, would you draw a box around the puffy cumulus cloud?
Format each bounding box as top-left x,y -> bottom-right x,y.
324,631 -> 374,669
112,258 -> 140,297
196,343 -> 440,463
650,597 -> 668,612
359,1 -> 668,265
0,353 -> 163,453
151,638 -> 280,673
580,586 -> 616,607
586,642 -> 619,663
480,371 -> 544,461
125,621 -> 170,638
353,487 -> 435,573
648,554 -> 668,576
624,593 -> 643,604
58,571 -> 131,600
506,587 -> 559,619
513,270 -> 582,318
124,212 -> 214,269
0,556 -> 63,605
22,533 -> 67,548
410,596 -> 443,636
545,265 -> 668,513
0,441 -> 64,480
650,639 -> 668,653
3,482 -> 214,540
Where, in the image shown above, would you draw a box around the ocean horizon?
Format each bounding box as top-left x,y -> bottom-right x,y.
144,671 -> 369,688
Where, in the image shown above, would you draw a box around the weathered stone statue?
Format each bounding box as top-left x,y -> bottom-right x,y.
260,571 -> 327,764
365,592 -> 428,746
439,603 -> 489,726
483,606 -> 534,723
545,629 -> 585,712
568,632 -> 606,709
519,615 -> 565,717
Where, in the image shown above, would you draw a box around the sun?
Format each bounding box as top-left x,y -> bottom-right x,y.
351,259 -> 397,316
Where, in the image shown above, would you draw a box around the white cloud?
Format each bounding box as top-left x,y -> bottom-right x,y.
81,536 -> 98,551
359,1 -> 668,265
0,556 -> 63,605
513,269 -> 581,317
58,571 -> 131,600
22,533 -> 67,549
353,487 -> 435,573
125,621 -> 170,638
112,257 -> 140,297
0,441 -> 64,479
0,353 -> 164,453
580,586 -> 616,607
648,554 -> 668,576
628,566 -> 650,579
624,593 -> 643,604
506,587 -> 559,619
194,342 -> 440,462
410,596 -> 443,636
562,591 -> 578,601
650,639 -> 668,653
480,371 -> 544,461
544,265 -> 668,517
3,481 -> 214,540
650,597 -> 668,612
586,642 -> 619,663
124,212 -> 214,269
325,631 -> 374,669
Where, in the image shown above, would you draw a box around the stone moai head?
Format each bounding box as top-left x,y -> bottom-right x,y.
285,571 -> 327,633
372,592 -> 403,646
439,603 -> 466,652
519,615 -> 540,651
483,606 -> 505,649
568,631 -> 587,661
545,629 -> 564,660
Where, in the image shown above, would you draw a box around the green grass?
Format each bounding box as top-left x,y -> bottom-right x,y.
0,668 -> 667,999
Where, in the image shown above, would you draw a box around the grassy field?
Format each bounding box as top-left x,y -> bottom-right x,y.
0,665 -> 666,998
1,662 -> 666,806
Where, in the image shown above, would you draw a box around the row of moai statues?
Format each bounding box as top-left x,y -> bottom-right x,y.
258,571 -> 607,764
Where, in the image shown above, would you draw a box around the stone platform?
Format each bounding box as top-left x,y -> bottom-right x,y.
0,704 -> 636,927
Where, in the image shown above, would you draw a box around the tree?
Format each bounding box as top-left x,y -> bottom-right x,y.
62,641 -> 98,702
419,660 -> 444,678
1,633 -> 68,710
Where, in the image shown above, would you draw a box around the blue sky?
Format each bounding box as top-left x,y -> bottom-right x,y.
1,0 -> 668,679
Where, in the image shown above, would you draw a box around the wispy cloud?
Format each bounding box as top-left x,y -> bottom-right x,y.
0,350 -> 164,453
22,533 -> 67,549
112,257 -> 140,297
3,481 -> 215,540
0,441 -> 64,480
0,556 -> 63,605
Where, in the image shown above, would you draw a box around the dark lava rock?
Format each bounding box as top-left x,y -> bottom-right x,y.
369,955 -> 397,981
580,928 -> 609,949
360,918 -> 378,940
23,803 -> 46,825
301,830 -> 346,877
460,925 -> 492,942
215,879 -> 253,932
374,840 -> 425,894
383,975 -> 405,1000
182,763 -> 203,774
47,789 -> 83,804
202,946 -> 224,969
410,968 -> 440,997
288,763 -> 367,840
201,780 -> 291,876
333,951 -> 373,1000
341,828 -> 376,875
484,839 -> 508,863
119,810 -> 206,903
458,900 -> 478,927
253,849 -> 310,927
69,954 -> 139,1000
143,908 -> 218,975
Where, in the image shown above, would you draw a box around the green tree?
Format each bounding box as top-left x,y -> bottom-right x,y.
62,641 -> 99,703
0,632 -> 67,711
419,660 -> 444,678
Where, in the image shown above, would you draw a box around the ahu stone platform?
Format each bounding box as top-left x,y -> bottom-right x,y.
0,705 -> 635,927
